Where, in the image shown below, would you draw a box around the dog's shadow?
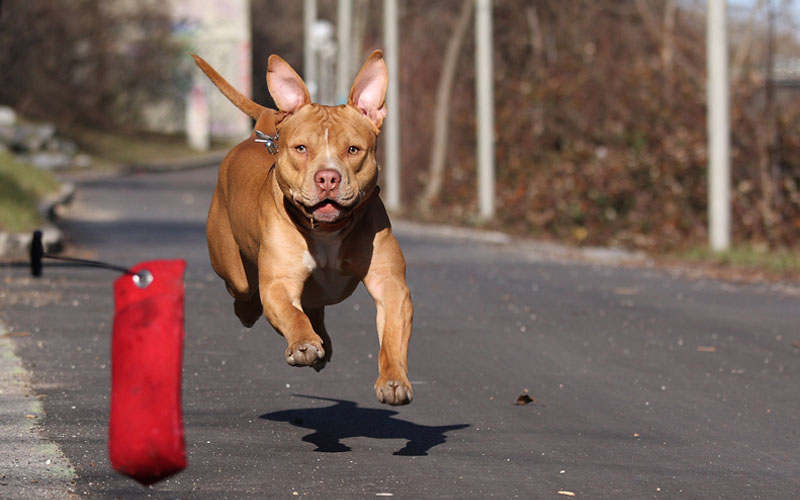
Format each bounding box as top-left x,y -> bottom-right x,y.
260,395 -> 469,456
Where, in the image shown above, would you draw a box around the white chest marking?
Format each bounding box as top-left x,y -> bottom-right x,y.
302,250 -> 317,272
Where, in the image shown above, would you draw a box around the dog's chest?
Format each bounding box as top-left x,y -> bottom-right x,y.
302,234 -> 355,304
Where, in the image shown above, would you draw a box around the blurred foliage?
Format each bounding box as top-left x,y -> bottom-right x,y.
0,0 -> 185,130
395,0 -> 800,252
0,151 -> 59,232
2,0 -> 798,252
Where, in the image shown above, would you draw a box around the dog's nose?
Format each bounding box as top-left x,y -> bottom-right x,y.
315,169 -> 341,195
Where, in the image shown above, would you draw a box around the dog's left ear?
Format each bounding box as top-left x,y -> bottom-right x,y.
348,50 -> 388,130
267,55 -> 311,113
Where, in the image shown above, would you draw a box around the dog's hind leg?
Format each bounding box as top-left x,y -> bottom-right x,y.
233,291 -> 263,328
208,190 -> 261,327
230,256 -> 263,327
306,307 -> 332,371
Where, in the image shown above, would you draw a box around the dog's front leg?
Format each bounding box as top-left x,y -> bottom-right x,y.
363,229 -> 413,405
259,271 -> 326,371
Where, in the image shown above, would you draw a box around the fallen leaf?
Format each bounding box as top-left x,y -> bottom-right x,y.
0,331 -> 31,338
696,346 -> 717,352
515,394 -> 534,405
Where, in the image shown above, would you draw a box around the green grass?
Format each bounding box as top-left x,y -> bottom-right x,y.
0,151 -> 60,232
676,245 -> 800,277
68,127 -> 234,169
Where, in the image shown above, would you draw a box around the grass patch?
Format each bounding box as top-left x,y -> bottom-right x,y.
0,151 -> 60,232
676,245 -> 800,277
67,127 -> 235,170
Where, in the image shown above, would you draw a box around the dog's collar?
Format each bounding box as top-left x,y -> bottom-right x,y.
255,130 -> 279,155
285,187 -> 380,233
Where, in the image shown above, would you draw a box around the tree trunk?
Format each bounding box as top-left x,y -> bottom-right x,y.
661,0 -> 676,103
418,0 -> 473,212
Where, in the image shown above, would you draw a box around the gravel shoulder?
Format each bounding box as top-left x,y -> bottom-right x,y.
0,321 -> 76,499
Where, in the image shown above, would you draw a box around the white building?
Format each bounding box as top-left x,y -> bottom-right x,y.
134,0 -> 252,148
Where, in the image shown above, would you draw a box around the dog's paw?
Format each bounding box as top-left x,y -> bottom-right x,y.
375,378 -> 413,406
285,341 -> 326,369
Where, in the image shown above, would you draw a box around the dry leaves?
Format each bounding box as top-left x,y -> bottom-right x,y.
515,391 -> 534,405
696,346 -> 717,353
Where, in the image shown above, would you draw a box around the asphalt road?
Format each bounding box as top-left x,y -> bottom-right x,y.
2,165 -> 799,499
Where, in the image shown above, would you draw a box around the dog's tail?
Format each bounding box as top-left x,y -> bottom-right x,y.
192,54 -> 266,120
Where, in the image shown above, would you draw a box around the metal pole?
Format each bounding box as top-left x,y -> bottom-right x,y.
383,0 -> 401,211
304,0 -> 318,101
336,0 -> 352,104
707,0 -> 731,251
475,0 -> 496,219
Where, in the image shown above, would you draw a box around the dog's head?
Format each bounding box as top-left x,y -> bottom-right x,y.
267,51 -> 388,225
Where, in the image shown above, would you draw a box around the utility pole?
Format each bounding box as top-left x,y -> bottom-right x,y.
304,0 -> 318,101
707,0 -> 730,251
336,0 -> 352,104
383,0 -> 401,211
475,0 -> 496,219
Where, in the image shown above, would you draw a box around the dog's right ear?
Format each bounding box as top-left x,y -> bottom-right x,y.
267,55 -> 311,113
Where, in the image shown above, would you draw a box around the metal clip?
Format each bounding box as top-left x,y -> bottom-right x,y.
255,130 -> 279,155
132,269 -> 154,289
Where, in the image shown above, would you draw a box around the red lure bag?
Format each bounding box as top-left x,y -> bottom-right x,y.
109,259 -> 187,484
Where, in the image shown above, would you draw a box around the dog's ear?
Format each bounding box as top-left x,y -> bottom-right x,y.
348,50 -> 388,130
267,55 -> 311,113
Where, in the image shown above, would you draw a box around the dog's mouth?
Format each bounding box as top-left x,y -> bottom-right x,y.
308,199 -> 346,223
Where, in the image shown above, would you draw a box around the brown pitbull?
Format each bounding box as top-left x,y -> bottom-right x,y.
193,51 -> 413,405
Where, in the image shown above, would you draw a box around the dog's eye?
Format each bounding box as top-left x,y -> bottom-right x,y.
295,145 -> 307,153
348,146 -> 360,155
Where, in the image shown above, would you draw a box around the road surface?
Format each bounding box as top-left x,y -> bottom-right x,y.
1,165 -> 799,499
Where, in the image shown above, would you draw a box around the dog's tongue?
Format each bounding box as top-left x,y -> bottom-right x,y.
313,201 -> 342,222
